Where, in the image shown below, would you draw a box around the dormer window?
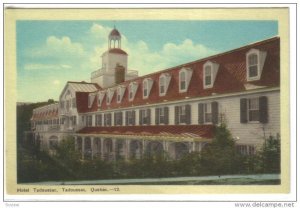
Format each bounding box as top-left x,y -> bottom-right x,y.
98,91 -> 105,106
143,80 -> 148,97
106,89 -> 114,105
179,67 -> 193,93
159,73 -> 171,96
116,86 -> 125,103
205,65 -> 212,86
203,61 -> 219,89
246,49 -> 267,81
129,82 -> 138,101
143,78 -> 153,99
88,93 -> 96,108
180,71 -> 186,90
159,76 -> 165,94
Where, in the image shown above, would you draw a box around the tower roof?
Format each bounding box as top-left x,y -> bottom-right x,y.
109,28 -> 121,37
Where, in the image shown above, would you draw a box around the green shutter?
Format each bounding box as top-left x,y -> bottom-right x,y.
240,98 -> 248,123
185,104 -> 191,124
198,103 -> 204,124
212,102 -> 219,125
147,109 -> 151,125
175,106 -> 179,125
259,96 -> 268,123
155,108 -> 159,125
164,107 -> 169,125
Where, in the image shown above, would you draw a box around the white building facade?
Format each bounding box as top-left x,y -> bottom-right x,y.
31,28 -> 280,160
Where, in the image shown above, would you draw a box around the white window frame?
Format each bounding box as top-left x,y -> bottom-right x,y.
127,111 -> 134,126
203,61 -> 219,89
159,73 -> 171,96
128,82 -> 138,101
204,103 -> 212,124
141,109 -> 148,125
159,76 -> 166,95
179,70 -> 186,92
248,97 -> 259,122
179,106 -> 186,124
143,80 -> 148,98
159,108 -> 165,124
179,67 -> 193,93
246,49 -> 266,81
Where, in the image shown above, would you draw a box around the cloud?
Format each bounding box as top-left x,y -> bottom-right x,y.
53,80 -> 60,85
24,63 -> 72,71
88,24 -> 217,76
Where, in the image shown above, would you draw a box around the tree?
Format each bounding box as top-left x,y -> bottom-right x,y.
260,135 -> 281,173
200,124 -> 238,175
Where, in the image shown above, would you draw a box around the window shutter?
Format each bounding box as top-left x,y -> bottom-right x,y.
259,96 -> 268,123
132,110 -> 136,125
120,112 -> 123,125
125,111 -> 128,126
164,107 -> 169,125
212,102 -> 219,125
240,98 -> 248,123
175,106 -> 179,124
185,104 -> 191,124
147,109 -> 151,125
100,114 -> 102,126
139,110 -> 142,125
155,108 -> 159,125
114,112 -> 117,126
198,103 -> 204,124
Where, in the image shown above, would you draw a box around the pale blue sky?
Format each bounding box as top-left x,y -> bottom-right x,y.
17,20 -> 278,102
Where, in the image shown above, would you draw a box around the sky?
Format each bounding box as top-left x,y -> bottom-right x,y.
16,20 -> 278,102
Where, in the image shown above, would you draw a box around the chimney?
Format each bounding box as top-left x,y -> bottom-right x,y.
115,64 -> 125,85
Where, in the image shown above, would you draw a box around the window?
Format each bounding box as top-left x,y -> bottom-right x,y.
87,115 -> 92,127
248,54 -> 258,78
179,106 -> 186,124
204,103 -> 212,123
248,98 -> 259,122
240,96 -> 268,123
246,49 -> 266,81
175,105 -> 191,125
143,78 -> 153,99
142,110 -> 148,125
72,98 -> 76,108
140,109 -> 151,125
198,102 -> 218,125
143,80 -> 148,98
180,71 -> 186,91
104,113 -> 111,126
60,101 -> 64,109
96,114 -> 102,126
114,112 -> 123,126
129,87 -> 133,100
236,145 -> 256,155
126,111 -> 135,126
72,116 -> 76,125
155,107 -> 169,125
204,65 -> 212,86
159,76 -> 165,94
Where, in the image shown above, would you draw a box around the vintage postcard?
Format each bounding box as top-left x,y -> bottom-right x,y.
3,5 -> 294,204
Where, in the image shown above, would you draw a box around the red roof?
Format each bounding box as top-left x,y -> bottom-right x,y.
77,37 -> 280,113
77,125 -> 214,139
109,28 -> 121,37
